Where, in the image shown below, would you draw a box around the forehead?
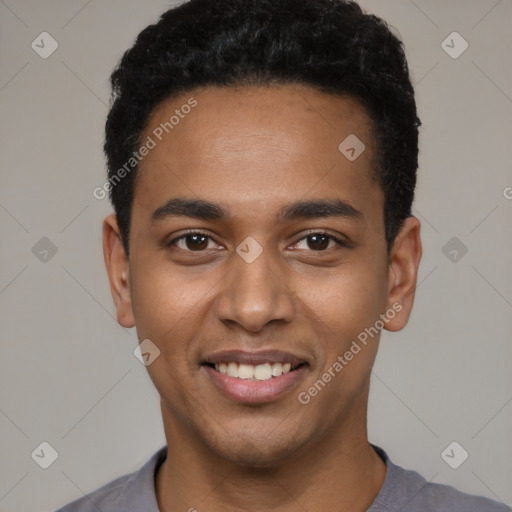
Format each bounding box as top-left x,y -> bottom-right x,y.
133,85 -> 381,227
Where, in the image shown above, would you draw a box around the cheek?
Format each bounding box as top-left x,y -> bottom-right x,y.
299,269 -> 384,412
129,259 -> 211,346
299,264 -> 386,343
129,266 -> 214,401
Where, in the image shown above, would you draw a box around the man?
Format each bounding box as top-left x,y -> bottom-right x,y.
57,0 -> 509,510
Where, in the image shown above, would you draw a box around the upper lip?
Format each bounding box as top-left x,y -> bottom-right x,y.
203,349 -> 308,367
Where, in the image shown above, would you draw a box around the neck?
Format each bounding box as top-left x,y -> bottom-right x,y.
155,402 -> 387,512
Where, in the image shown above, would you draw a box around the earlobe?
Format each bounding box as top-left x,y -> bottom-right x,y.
102,214 -> 135,328
384,216 -> 422,332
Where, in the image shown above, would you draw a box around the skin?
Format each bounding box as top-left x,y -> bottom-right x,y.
103,84 -> 422,512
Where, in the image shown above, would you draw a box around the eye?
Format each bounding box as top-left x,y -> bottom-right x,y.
167,231 -> 221,251
292,232 -> 348,251
166,230 -> 349,253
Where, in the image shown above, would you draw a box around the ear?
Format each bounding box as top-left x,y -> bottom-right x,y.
384,216 -> 422,332
102,213 -> 135,328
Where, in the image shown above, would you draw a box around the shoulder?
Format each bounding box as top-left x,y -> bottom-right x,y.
370,445 -> 510,512
411,479 -> 510,511
55,473 -> 130,512
55,447 -> 166,512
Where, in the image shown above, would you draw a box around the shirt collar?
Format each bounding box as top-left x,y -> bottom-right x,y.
124,443 -> 407,511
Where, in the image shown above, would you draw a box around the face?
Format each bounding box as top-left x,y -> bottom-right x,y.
104,85 -> 421,467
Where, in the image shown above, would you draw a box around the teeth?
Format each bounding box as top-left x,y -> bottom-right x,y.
254,363 -> 272,380
238,364 -> 254,380
271,363 -> 283,377
212,361 -> 296,381
227,362 -> 238,377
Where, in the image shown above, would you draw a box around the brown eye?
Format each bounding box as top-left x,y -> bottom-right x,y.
306,234 -> 330,250
183,234 -> 209,250
294,232 -> 346,251
168,231 -> 216,251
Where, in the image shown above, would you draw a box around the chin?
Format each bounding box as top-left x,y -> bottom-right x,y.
205,424 -> 310,469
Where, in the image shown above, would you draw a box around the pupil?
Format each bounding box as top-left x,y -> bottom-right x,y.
308,234 -> 329,250
187,234 -> 208,250
184,234 -> 330,251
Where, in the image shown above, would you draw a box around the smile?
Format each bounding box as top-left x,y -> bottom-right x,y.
211,361 -> 296,381
202,350 -> 309,403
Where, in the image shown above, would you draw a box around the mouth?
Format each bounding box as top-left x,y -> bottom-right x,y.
201,350 -> 309,403
203,361 -> 305,381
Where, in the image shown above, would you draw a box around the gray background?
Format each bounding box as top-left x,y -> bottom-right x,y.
0,1 -> 511,510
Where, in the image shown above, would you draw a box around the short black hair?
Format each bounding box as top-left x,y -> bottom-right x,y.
104,0 -> 420,257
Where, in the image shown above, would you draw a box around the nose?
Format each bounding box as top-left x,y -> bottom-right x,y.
215,245 -> 295,333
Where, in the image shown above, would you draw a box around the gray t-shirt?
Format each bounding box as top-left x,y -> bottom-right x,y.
56,445 -> 510,511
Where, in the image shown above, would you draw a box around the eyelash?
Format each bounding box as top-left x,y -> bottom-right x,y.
166,230 -> 349,252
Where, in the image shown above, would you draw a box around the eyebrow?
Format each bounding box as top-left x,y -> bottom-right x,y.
150,197 -> 364,224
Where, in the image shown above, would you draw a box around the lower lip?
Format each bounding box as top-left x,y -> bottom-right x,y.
202,365 -> 308,404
